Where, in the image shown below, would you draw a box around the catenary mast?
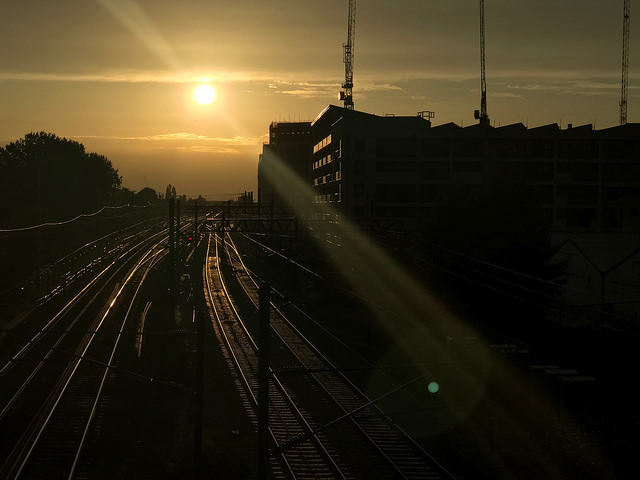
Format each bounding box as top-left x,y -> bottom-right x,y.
340,0 -> 356,110
620,0 -> 630,125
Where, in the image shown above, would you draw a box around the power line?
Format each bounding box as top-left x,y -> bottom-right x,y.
0,204 -> 153,233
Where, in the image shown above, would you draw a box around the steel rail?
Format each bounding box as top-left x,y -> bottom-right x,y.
68,247 -> 166,478
204,233 -> 348,479
224,232 -> 456,480
0,224 -> 169,377
0,229 -> 169,479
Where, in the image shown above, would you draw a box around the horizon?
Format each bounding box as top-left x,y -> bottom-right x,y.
1,1 -> 637,197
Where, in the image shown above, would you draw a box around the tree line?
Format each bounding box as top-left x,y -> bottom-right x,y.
0,132 -> 160,228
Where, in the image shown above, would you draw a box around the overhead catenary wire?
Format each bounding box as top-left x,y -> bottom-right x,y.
418,237 -> 634,306
414,244 -> 636,330
240,230 -> 635,336
0,203 -> 154,233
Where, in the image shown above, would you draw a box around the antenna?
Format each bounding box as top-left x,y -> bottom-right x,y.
474,0 -> 489,124
340,0 -> 356,110
620,0 -> 630,125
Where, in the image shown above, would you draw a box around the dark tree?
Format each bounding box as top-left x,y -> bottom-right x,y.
134,187 -> 158,206
0,132 -> 121,227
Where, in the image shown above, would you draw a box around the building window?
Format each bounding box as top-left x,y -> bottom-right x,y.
419,184 -> 449,203
604,187 -> 624,204
376,138 -> 417,157
557,186 -> 598,205
453,160 -> 484,173
523,185 -> 554,204
604,209 -> 623,228
376,184 -> 416,203
558,140 -> 598,159
376,160 -> 417,172
603,140 -> 640,159
452,138 -> 483,157
421,161 -> 450,180
557,208 -> 597,227
603,162 -> 640,182
313,134 -> 332,154
376,205 -> 416,218
558,162 -> 598,181
500,161 -> 553,181
420,138 -> 450,157
494,138 -> 554,158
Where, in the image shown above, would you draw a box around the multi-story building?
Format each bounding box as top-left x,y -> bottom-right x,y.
303,104 -> 640,330
310,105 -> 433,227
258,106 -> 640,329
308,104 -> 640,234
258,121 -> 313,211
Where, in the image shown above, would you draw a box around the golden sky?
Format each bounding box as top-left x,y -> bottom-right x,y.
0,0 -> 636,197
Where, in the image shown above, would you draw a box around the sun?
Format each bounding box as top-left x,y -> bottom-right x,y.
193,84 -> 216,105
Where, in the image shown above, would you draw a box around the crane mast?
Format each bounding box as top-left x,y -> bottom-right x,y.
620,0 -> 630,125
475,0 -> 489,124
340,0 -> 356,110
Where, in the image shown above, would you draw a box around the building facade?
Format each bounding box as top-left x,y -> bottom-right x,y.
308,105 -> 640,234
258,121 -> 313,211
304,105 -> 640,330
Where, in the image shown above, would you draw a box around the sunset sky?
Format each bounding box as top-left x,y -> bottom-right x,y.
0,0 -> 636,198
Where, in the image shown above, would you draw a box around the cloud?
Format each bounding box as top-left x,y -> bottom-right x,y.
74,132 -> 267,155
503,78 -> 630,97
0,70 -> 257,84
359,83 -> 403,92
176,145 -> 240,154
491,92 -> 523,99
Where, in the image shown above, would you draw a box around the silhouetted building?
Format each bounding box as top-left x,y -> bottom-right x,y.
310,105 -> 435,227
304,105 -> 640,330
257,107 -> 640,329
258,121 -> 313,210
550,233 -> 640,332
308,105 -> 640,233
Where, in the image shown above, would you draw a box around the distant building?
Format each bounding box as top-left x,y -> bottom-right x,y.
549,234 -> 640,333
258,121 -> 313,211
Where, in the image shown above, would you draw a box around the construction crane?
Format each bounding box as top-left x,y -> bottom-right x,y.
474,0 -> 489,124
340,0 -> 356,110
620,0 -> 630,125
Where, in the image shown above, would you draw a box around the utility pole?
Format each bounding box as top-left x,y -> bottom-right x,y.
620,0 -> 630,125
257,283 -> 271,480
194,199 -> 198,243
194,308 -> 204,478
176,199 -> 181,257
340,0 -> 356,110
169,197 -> 175,323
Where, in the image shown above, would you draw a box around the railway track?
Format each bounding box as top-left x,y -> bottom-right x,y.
0,224 -> 170,479
204,232 -> 346,479
205,230 -> 456,479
